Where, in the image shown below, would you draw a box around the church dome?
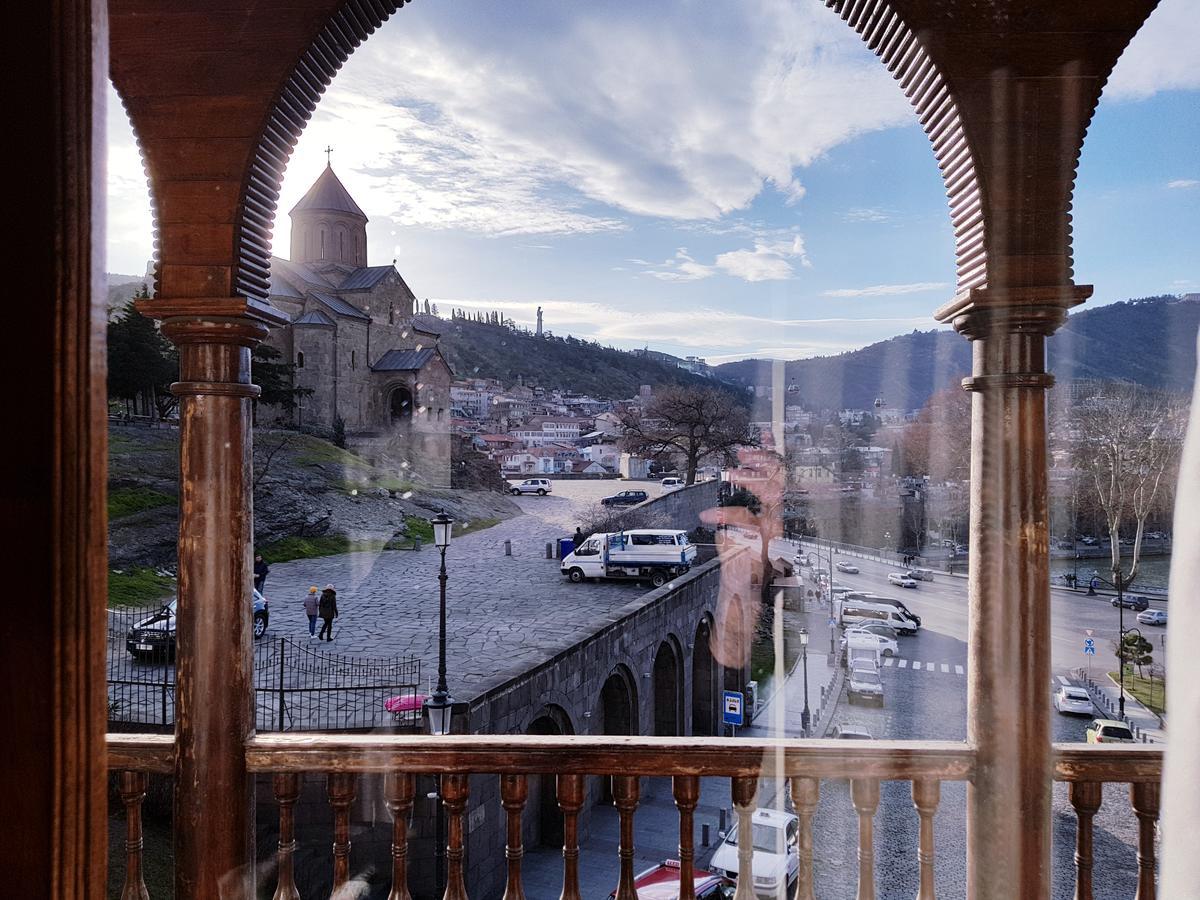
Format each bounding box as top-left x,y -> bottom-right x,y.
289,164 -> 368,267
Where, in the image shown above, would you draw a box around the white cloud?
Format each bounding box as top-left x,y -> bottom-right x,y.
1167,179 -> 1199,190
637,234 -> 810,283
440,295 -> 933,358
822,282 -> 948,298
1103,0 -> 1200,100
842,207 -> 891,223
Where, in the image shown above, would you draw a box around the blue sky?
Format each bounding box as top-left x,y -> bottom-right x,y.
106,0 -> 1199,364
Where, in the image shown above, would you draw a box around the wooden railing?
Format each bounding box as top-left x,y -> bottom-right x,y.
107,735 -> 1161,899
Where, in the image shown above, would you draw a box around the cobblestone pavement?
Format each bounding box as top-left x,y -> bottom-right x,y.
261,480 -> 668,699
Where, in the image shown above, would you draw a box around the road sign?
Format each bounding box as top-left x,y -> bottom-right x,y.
722,690 -> 744,727
1084,645 -> 1096,656
828,618 -> 836,627
1085,629 -> 1094,637
1084,638 -> 1095,648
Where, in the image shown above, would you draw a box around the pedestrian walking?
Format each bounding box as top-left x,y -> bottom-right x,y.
317,584 -> 338,642
254,554 -> 270,592
303,586 -> 319,638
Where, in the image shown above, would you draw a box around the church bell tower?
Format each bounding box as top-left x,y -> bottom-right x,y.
289,163 -> 368,267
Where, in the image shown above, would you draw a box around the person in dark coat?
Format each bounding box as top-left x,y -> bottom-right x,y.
573,527 -> 586,547
317,584 -> 338,641
253,554 -> 270,592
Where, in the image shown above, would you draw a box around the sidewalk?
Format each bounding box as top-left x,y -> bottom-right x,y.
744,604 -> 841,739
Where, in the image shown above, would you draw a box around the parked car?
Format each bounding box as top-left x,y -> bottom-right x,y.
1054,686 -> 1094,715
1145,531 -> 1166,540
835,561 -> 859,574
1136,609 -> 1168,626
845,623 -> 900,641
1112,595 -> 1150,611
608,860 -> 734,900
601,489 -> 649,507
831,725 -> 873,740
660,476 -> 685,491
847,661 -> 884,705
907,568 -> 935,582
709,808 -> 799,897
1079,536 -> 1098,546
1086,719 -> 1135,744
509,478 -> 552,496
842,631 -> 898,658
126,590 -> 269,660
887,572 -> 918,589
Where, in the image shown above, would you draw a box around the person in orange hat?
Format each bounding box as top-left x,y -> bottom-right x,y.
303,586 -> 320,639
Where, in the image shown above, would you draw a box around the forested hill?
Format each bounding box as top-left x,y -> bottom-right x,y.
425,315 -> 719,399
714,295 -> 1200,410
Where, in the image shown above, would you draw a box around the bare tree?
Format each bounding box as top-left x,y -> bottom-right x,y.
1072,383 -> 1185,589
619,386 -> 753,484
253,431 -> 295,489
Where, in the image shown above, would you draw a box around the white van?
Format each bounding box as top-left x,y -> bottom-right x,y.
561,529 -> 697,587
836,598 -> 920,635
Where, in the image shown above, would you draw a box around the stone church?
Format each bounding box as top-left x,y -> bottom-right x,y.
263,164 -> 452,485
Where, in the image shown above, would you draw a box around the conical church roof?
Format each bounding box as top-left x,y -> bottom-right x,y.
289,164 -> 367,219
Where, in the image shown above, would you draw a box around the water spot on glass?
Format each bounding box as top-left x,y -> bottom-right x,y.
350,489 -> 358,496
401,491 -> 413,499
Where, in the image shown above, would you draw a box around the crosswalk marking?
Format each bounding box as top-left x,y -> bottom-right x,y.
912,661 -> 921,670
883,657 -> 894,666
955,665 -> 965,675
898,659 -> 908,668
883,658 -> 967,676
941,664 -> 950,673
1056,675 -> 1070,685
925,662 -> 935,671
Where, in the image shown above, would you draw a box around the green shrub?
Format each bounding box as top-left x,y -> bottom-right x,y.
108,486 -> 175,520
260,534 -> 387,564
403,515 -> 435,543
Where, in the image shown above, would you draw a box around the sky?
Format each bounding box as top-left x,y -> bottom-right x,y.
105,0 -> 1199,365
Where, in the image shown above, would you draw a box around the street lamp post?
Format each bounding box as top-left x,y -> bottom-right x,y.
799,628 -> 811,737
424,510 -> 455,898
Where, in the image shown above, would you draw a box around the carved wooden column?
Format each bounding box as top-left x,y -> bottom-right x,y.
442,774 -> 471,900
613,776 -> 640,900
119,772 -> 150,900
557,774 -> 585,900
500,774 -> 528,900
1069,782 -> 1101,900
385,773 -> 415,900
139,298 -> 287,899
731,776 -> 758,900
936,286 -> 1089,900
790,777 -> 819,900
673,776 -> 700,900
272,774 -> 301,900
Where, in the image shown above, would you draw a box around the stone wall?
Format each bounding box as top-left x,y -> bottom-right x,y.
630,479 -> 721,531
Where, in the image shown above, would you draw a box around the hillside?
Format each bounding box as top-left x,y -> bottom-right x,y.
426,315 -> 721,399
716,295 -> 1200,411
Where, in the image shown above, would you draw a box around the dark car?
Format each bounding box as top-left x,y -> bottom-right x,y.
1111,595 -> 1150,611
601,489 -> 649,507
126,590 -> 270,660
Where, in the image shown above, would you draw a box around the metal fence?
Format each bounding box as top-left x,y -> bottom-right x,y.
107,606 -> 422,732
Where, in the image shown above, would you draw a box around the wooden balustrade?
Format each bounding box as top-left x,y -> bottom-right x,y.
105,735 -> 1162,899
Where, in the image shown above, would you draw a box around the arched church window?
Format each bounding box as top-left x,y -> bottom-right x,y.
389,387 -> 413,422
351,350 -> 356,369
388,302 -> 394,325
339,231 -> 344,256
296,351 -> 304,368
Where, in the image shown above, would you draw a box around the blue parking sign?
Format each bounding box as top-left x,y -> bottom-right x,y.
723,690 -> 744,727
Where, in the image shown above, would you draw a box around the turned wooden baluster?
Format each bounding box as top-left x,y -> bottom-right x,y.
1068,782 -> 1101,900
1131,782 -> 1160,900
674,775 -> 700,900
558,774 -> 585,900
384,773 -> 415,900
731,776 -> 758,900
790,777 -> 819,900
442,774 -> 471,900
912,780 -> 940,900
613,776 -> 640,900
851,778 -> 880,900
118,771 -> 150,900
501,774 -> 528,900
272,773 -> 301,900
327,772 -> 358,895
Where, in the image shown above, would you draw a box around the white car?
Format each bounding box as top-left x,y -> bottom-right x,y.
847,661 -> 884,705
842,632 -> 898,658
835,561 -> 859,574
661,476 -> 684,490
1055,686 -> 1094,716
709,808 -> 799,897
1136,609 -> 1167,626
509,478 -> 552,496
887,572 -> 917,589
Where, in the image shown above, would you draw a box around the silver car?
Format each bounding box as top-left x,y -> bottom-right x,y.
1054,686 -> 1094,715
1136,609 -> 1167,626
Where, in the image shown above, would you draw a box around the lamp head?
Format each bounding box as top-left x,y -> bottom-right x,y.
431,510 -> 454,550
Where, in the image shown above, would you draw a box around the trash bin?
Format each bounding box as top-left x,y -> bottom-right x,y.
558,538 -> 576,558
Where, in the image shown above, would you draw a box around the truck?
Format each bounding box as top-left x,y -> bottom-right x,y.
561,529 -> 697,588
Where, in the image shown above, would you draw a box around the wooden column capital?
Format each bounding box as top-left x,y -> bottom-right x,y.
934,285 -> 1092,340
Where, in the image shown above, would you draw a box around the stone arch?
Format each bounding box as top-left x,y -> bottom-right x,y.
691,616 -> 717,736
597,664 -> 638,803
652,636 -> 683,737
524,703 -> 574,847
388,384 -> 413,422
